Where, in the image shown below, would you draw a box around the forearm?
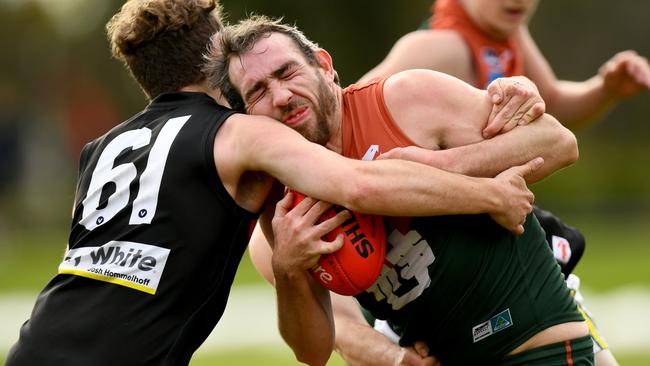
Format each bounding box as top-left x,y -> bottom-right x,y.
435,114 -> 578,182
275,270 -> 335,366
545,78 -> 618,130
255,197 -> 336,366
250,119 -> 503,218
518,26 -> 618,129
330,294 -> 401,366
343,159 -> 505,217
335,319 -> 403,366
271,148 -> 505,217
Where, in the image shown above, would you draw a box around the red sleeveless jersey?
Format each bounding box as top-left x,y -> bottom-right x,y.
430,0 -> 523,88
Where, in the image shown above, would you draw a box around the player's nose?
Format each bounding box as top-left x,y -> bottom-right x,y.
270,82 -> 292,108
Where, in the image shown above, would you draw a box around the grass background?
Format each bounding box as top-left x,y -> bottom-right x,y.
1,211 -> 649,365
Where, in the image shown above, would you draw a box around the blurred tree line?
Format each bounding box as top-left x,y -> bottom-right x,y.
0,0 -> 649,232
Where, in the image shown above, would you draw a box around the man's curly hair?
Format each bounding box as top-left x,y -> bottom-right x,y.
107,0 -> 224,99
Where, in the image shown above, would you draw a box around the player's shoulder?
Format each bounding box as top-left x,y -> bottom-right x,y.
384,69 -> 458,104
398,29 -> 473,82
398,29 -> 469,58
216,113 -> 292,154
222,112 -> 279,134
403,28 -> 466,46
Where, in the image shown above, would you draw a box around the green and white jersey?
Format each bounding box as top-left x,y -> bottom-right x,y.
356,214 -> 583,366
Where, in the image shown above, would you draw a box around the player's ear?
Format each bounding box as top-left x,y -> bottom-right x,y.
315,48 -> 336,82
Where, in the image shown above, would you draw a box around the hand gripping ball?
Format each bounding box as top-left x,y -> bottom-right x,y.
291,191 -> 386,296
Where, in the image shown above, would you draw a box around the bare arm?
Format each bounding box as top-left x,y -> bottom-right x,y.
381,69 -> 578,182
381,114 -> 576,184
518,26 -> 650,130
332,294 -> 439,366
250,203 -> 342,366
332,294 -> 399,365
219,113 -> 534,228
443,114 -> 577,182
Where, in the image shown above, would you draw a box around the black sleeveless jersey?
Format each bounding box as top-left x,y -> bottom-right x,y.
6,92 -> 258,366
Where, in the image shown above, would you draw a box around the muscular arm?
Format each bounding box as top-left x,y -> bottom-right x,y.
332,295 -> 400,365
518,26 -> 650,130
250,217 -> 336,366
218,113 -> 521,218
332,295 -> 438,366
382,69 -> 578,182
424,115 -> 576,183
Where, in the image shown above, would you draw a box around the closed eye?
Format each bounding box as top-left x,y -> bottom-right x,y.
280,68 -> 297,79
247,86 -> 265,105
243,61 -> 301,109
245,87 -> 266,111
274,62 -> 301,80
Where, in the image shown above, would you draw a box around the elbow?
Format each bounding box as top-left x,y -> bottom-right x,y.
569,134 -> 579,165
283,324 -> 335,366
544,114 -> 579,168
294,345 -> 333,366
558,128 -> 579,167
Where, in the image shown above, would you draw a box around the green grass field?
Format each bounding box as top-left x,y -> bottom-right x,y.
188,350 -> 650,366
1,211 -> 649,365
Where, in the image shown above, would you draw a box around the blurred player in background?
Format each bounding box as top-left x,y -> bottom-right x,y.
208,16 -> 595,366
361,0 -> 650,130
5,1 -> 553,365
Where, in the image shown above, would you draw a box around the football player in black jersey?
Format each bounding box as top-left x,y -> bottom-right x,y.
4,1 -> 548,365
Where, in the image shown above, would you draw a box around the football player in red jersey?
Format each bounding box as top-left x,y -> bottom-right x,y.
207,16 -> 594,366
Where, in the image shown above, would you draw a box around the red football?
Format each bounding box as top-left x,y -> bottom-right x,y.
290,191 -> 386,296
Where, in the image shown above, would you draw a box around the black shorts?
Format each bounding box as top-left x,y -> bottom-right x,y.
533,206 -> 586,277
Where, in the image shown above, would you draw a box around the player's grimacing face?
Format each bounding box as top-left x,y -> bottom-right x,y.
461,0 -> 539,39
228,33 -> 337,146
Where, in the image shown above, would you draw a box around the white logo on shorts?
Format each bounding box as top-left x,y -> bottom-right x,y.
552,235 -> 572,264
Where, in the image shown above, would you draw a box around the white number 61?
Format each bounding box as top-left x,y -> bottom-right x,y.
80,115 -> 190,231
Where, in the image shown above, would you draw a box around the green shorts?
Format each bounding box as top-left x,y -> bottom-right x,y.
497,335 -> 594,366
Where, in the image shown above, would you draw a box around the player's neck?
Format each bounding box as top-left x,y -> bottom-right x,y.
179,82 -> 228,106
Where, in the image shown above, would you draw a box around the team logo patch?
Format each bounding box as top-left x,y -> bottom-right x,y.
552,235 -> 572,264
472,308 -> 513,343
58,241 -> 170,295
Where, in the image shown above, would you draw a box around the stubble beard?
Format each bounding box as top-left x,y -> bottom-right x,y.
291,73 -> 337,146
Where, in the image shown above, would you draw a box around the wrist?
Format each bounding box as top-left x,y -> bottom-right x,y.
593,73 -> 621,102
271,257 -> 310,282
429,149 -> 455,172
385,344 -> 406,366
478,178 -> 503,215
271,263 -> 309,285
